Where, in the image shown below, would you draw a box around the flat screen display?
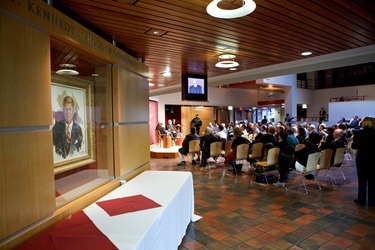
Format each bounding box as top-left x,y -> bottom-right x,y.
182,74 -> 208,101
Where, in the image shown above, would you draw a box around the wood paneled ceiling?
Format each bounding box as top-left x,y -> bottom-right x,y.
51,0 -> 375,91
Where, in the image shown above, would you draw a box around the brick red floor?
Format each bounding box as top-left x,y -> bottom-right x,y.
150,154 -> 375,249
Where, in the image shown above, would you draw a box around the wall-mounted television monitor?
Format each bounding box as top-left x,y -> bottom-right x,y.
181,74 -> 208,101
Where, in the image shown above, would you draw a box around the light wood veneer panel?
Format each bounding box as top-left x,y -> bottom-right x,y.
114,124 -> 150,177
0,12 -> 51,127
181,106 -> 214,136
0,131 -> 55,239
112,66 -> 149,123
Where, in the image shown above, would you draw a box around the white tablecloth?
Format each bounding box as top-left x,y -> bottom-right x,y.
84,170 -> 200,250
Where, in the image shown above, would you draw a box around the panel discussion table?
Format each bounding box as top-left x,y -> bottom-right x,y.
19,171 -> 201,250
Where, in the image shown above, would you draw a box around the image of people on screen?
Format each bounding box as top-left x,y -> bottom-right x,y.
188,78 -> 204,94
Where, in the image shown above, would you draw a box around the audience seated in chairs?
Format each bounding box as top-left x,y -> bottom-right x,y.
199,127 -> 221,167
177,126 -> 200,166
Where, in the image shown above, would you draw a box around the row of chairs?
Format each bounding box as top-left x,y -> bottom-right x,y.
187,139 -> 347,195
286,147 -> 346,194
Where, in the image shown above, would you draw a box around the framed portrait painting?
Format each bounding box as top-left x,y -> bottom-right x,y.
51,74 -> 95,174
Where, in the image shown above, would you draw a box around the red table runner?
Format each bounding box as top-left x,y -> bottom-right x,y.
96,194 -> 161,216
17,211 -> 118,250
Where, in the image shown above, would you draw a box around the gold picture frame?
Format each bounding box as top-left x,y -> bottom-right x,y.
51,74 -> 95,174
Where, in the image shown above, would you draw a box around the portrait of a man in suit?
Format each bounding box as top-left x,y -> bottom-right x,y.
53,95 -> 83,159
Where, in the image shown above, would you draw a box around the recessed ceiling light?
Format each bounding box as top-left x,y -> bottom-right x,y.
219,54 -> 236,59
149,82 -> 155,86
301,51 -> 312,56
162,71 -> 171,77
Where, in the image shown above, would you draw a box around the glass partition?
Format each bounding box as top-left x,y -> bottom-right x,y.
51,40 -> 114,207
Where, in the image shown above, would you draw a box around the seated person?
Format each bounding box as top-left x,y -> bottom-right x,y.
156,121 -> 168,135
276,132 -> 295,182
166,119 -> 178,142
199,127 -> 221,167
177,126 -> 200,166
215,124 -> 227,150
294,132 -> 322,179
215,124 -> 227,140
225,127 -> 250,174
257,125 -> 277,159
330,128 -> 346,165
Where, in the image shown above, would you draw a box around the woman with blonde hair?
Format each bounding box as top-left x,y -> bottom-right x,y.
352,117 -> 375,207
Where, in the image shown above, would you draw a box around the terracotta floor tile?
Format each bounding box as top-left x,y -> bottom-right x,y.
278,225 -> 296,233
298,207 -> 313,213
257,232 -> 279,243
268,228 -> 288,238
271,209 -> 287,216
244,227 -> 264,237
244,238 -> 267,248
346,224 -> 372,237
149,158 -> 375,250
209,231 -> 228,240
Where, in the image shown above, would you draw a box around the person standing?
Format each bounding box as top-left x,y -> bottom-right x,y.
261,115 -> 268,125
352,117 -> 375,207
191,114 -> 202,135
319,107 -> 326,122
284,113 -> 293,126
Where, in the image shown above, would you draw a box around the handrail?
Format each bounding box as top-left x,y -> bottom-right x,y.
330,96 -> 365,102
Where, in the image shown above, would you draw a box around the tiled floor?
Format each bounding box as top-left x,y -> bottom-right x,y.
150,154 -> 375,249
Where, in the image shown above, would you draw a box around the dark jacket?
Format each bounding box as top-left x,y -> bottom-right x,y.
178,133 -> 200,155
231,136 -> 249,149
53,121 -> 83,159
294,142 -> 321,167
352,128 -> 375,164
200,134 -> 221,159
156,124 -> 168,134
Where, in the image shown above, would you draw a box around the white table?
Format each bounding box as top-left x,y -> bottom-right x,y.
84,170 -> 200,250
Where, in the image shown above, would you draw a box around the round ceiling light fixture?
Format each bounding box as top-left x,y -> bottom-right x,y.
216,53 -> 239,68
56,64 -> 79,75
215,61 -> 239,68
207,0 -> 256,19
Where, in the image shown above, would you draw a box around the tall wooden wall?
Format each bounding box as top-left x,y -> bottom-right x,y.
0,10 -> 56,240
0,0 -> 150,248
181,106 -> 215,136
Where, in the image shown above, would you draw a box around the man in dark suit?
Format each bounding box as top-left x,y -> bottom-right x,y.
191,114 -> 202,135
319,107 -> 326,122
349,115 -> 360,129
53,96 -> 83,159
